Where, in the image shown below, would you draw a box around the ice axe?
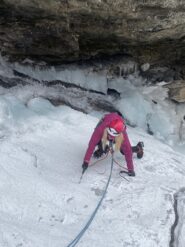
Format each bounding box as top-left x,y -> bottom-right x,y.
79,163 -> 88,183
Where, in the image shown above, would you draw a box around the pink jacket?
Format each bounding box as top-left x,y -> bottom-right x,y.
83,113 -> 134,171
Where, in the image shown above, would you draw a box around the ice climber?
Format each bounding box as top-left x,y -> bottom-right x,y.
82,112 -> 144,177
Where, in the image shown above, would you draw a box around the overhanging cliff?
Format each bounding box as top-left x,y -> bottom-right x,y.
1,0 -> 185,65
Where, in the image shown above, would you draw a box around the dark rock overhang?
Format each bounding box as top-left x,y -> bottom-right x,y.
1,0 -> 185,66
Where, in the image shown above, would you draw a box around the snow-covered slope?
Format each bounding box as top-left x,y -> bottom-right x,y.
0,95 -> 185,247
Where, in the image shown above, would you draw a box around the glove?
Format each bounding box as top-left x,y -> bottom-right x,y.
93,148 -> 104,159
128,170 -> 136,177
82,162 -> 88,174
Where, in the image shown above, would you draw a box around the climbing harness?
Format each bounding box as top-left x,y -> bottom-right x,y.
67,144 -> 115,247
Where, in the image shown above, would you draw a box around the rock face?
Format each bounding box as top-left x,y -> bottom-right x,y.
1,0 -> 185,66
164,80 -> 185,103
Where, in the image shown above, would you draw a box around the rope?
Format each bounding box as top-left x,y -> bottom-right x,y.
89,152 -> 109,175
89,152 -> 109,167
66,152 -> 114,247
112,158 -> 130,182
113,158 -> 128,171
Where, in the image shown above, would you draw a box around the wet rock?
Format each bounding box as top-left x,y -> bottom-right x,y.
0,75 -> 27,88
140,66 -> 176,83
164,80 -> 185,103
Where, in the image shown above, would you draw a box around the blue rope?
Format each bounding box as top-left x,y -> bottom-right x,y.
66,153 -> 114,247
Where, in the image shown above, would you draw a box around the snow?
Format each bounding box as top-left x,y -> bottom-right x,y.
0,92 -> 184,246
0,55 -> 185,246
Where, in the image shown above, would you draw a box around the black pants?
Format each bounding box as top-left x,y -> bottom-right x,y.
120,146 -> 138,155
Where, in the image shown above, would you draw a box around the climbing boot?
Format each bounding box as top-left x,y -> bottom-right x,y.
136,142 -> 144,159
